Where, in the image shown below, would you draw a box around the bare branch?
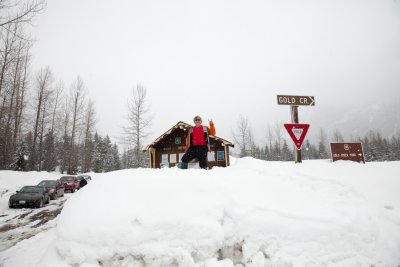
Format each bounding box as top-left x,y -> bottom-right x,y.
0,0 -> 46,28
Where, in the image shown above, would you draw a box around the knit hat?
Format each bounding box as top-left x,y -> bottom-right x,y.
193,115 -> 202,122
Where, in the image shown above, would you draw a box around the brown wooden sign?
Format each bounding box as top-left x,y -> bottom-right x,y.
330,142 -> 365,163
277,95 -> 315,106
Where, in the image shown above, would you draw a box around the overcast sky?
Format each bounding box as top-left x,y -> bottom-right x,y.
30,0 -> 400,146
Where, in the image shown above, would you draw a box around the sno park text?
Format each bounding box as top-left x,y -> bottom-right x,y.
1,158 -> 400,267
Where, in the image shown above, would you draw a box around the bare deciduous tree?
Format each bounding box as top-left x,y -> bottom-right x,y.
318,128 -> 329,159
0,34 -> 29,167
49,81 -> 63,134
0,2 -> 39,169
40,81 -> 63,172
29,66 -> 53,170
332,129 -> 344,142
273,121 -> 284,149
232,115 -> 252,157
67,76 -> 86,174
11,43 -> 30,155
122,85 -> 152,168
59,98 -> 70,174
82,99 -> 96,173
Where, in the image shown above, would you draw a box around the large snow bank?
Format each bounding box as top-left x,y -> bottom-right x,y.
31,158 -> 400,267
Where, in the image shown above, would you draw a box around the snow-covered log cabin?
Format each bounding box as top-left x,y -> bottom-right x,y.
143,121 -> 234,169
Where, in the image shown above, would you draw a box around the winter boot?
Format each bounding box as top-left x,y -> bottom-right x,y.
177,162 -> 188,169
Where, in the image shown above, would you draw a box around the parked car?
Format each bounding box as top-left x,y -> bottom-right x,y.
37,180 -> 65,200
76,175 -> 88,189
60,176 -> 80,193
9,186 -> 50,208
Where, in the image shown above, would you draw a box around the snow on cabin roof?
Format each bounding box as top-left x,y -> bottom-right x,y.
143,121 -> 234,151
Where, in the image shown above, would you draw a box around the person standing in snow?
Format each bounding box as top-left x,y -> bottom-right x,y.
179,115 -> 216,169
79,177 -> 87,188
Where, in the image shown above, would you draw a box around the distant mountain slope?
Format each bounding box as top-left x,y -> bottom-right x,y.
308,100 -> 400,139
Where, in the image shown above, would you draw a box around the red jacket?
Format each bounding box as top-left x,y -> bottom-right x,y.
184,122 -> 216,152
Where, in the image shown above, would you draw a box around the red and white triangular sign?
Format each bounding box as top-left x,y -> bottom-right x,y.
284,124 -> 310,150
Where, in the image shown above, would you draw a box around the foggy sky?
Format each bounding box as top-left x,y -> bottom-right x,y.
31,0 -> 400,146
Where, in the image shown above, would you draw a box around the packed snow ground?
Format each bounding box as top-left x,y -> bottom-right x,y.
0,171 -> 71,254
0,171 -> 63,212
1,158 -> 400,267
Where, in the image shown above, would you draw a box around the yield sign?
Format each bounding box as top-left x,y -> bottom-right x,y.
284,124 -> 310,150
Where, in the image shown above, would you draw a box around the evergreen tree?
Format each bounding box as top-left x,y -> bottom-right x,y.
368,131 -> 386,162
272,141 -> 281,161
318,129 -> 329,159
281,140 -> 293,161
389,135 -> 400,161
332,129 -> 344,142
363,135 -> 376,162
92,133 -> 103,172
59,133 -> 71,174
121,148 -> 130,169
103,136 -> 114,172
90,134 -> 122,172
111,144 -> 121,170
381,138 -> 390,161
24,132 -> 33,170
297,139 -> 319,160
81,132 -> 94,173
310,143 -> 319,159
42,131 -> 57,172
260,146 -> 267,160
11,141 -> 27,171
265,144 -> 272,161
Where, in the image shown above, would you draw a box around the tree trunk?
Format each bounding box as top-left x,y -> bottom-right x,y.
2,40 -> 22,168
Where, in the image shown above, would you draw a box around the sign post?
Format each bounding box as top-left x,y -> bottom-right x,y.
291,105 -> 301,162
277,95 -> 315,163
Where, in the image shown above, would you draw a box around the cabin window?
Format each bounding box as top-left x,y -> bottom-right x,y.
175,137 -> 181,144
208,151 -> 215,161
217,151 -> 225,161
161,154 -> 169,165
170,154 -> 177,164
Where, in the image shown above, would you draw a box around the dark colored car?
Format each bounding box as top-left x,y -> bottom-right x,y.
37,180 -> 65,200
9,186 -> 50,208
60,176 -> 80,193
76,175 -> 88,189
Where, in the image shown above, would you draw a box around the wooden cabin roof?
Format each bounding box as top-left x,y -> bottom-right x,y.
143,121 -> 234,151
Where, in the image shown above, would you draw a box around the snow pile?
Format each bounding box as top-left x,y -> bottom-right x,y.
34,158 -> 400,267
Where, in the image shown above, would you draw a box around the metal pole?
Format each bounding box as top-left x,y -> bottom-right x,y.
291,105 -> 302,163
